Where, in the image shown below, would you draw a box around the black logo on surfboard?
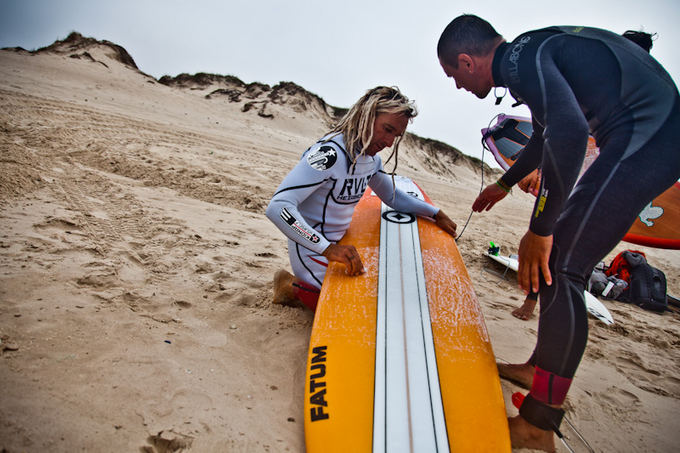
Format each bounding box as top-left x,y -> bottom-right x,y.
309,345 -> 329,422
382,210 -> 415,224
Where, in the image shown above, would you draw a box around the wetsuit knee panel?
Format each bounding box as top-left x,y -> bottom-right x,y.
530,366 -> 573,405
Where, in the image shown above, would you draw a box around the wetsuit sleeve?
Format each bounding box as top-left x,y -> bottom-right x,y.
265,153 -> 333,255
529,60 -> 589,236
500,117 -> 544,187
368,170 -> 439,218
507,42 -> 590,236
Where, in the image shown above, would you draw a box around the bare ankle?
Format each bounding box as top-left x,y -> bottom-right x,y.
508,415 -> 556,452
497,362 -> 535,389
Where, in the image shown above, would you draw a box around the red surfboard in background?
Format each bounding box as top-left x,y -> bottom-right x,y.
482,114 -> 680,250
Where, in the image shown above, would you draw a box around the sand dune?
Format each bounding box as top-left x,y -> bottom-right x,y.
1,33 -> 678,452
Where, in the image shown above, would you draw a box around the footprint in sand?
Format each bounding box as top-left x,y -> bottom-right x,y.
594,385 -> 641,421
142,430 -> 193,453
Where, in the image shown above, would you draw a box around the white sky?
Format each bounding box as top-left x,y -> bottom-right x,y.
2,0 -> 678,166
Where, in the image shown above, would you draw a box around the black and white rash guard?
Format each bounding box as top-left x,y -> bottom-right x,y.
266,133 -> 439,256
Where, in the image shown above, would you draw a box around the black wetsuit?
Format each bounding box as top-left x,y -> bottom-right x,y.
493,27 -> 680,408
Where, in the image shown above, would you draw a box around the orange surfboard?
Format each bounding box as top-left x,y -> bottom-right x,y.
625,182 -> 680,249
482,115 -> 680,249
304,176 -> 510,452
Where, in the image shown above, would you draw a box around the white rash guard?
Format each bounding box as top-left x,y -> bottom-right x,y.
266,133 -> 439,288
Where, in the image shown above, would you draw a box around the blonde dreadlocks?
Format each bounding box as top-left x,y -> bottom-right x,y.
327,86 -> 417,173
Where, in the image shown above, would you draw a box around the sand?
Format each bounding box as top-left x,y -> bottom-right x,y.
1,35 -> 678,452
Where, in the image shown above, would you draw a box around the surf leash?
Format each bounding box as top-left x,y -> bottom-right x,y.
455,114 -> 502,242
511,392 -> 595,453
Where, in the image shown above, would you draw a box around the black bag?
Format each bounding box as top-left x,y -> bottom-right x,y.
621,251 -> 668,313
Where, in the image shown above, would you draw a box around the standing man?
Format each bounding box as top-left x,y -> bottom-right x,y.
438,15 -> 680,451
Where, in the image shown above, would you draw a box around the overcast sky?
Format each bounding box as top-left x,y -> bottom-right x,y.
2,0 -> 678,167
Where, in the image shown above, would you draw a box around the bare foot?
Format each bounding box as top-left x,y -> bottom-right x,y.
508,415 -> 556,452
497,362 -> 534,389
272,270 -> 303,308
512,298 -> 537,320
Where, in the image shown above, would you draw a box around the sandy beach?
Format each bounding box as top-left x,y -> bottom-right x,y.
1,33 -> 678,452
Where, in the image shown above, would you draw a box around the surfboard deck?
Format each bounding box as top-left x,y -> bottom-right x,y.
482,115 -> 680,249
304,176 -> 511,452
484,252 -> 614,325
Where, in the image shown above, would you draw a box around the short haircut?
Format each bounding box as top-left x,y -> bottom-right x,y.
437,14 -> 502,67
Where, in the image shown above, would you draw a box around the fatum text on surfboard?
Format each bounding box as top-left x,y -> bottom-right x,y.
309,345 -> 330,422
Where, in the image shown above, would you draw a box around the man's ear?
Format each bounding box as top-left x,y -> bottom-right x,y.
457,53 -> 474,72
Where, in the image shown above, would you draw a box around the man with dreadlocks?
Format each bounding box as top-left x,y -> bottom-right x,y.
266,86 -> 457,311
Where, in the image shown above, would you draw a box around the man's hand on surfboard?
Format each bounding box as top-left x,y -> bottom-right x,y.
434,210 -> 457,237
323,244 -> 366,276
518,231 -> 553,293
472,183 -> 509,212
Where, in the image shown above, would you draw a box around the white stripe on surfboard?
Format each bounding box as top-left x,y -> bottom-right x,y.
373,179 -> 449,453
